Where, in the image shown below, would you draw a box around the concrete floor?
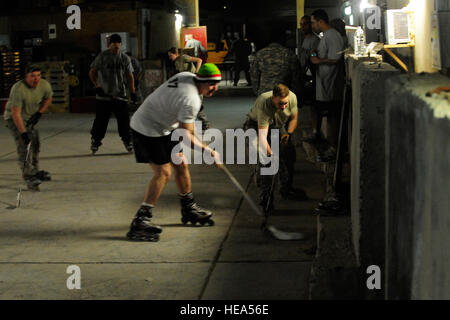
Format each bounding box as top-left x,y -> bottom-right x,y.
0,93 -> 325,299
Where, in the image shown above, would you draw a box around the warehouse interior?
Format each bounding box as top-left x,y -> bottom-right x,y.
0,0 -> 449,301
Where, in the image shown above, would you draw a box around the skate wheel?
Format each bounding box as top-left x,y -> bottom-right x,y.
181,217 -> 189,224
126,232 -> 160,242
207,219 -> 215,226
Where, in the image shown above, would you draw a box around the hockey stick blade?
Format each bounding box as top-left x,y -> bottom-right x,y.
221,165 -> 306,241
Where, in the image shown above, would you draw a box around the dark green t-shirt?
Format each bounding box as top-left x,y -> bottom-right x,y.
3,79 -> 53,121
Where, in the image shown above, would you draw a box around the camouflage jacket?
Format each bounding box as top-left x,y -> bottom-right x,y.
250,43 -> 300,96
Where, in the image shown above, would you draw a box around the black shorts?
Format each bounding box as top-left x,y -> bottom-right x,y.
314,100 -> 342,117
132,129 -> 182,165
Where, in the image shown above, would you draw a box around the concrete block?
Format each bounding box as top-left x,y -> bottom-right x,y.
385,73 -> 450,299
350,61 -> 400,298
309,215 -> 361,300
345,54 -> 383,81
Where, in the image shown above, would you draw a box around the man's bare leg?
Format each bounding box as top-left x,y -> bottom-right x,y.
171,153 -> 191,194
143,163 -> 172,205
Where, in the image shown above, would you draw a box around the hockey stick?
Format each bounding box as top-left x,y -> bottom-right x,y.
220,165 -> 306,241
16,120 -> 36,208
16,141 -> 32,208
191,130 -> 306,240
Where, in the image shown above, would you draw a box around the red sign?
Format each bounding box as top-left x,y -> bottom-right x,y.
181,26 -> 208,62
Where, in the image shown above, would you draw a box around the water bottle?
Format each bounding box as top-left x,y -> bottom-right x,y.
354,27 -> 366,56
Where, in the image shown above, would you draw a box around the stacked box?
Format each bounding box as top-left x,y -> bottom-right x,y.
35,61 -> 70,113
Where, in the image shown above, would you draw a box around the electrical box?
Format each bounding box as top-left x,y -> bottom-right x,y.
431,11 -> 450,69
385,10 -> 410,45
48,24 -> 57,40
0,34 -> 10,47
435,0 -> 450,11
100,32 -> 130,52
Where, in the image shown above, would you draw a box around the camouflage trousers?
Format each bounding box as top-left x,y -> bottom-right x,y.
244,119 -> 296,204
5,119 -> 40,179
255,140 -> 296,204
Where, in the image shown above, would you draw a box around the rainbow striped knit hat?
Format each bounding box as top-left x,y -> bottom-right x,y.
195,63 -> 222,82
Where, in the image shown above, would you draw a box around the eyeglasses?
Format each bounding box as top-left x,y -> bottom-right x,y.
278,101 -> 288,106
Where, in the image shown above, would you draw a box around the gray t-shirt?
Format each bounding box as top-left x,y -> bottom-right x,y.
90,49 -> 134,101
300,34 -> 320,72
130,56 -> 142,79
185,39 -> 207,57
316,28 -> 345,102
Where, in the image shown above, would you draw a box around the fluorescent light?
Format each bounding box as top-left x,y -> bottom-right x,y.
349,15 -> 354,25
360,0 -> 369,12
345,6 -> 352,16
175,13 -> 183,29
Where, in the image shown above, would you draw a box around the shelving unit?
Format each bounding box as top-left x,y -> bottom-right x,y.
0,51 -> 22,98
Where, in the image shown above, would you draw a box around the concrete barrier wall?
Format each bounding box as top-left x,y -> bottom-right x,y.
351,61 -> 400,299
385,73 -> 450,299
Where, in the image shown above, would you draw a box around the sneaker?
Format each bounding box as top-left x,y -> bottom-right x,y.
25,175 -> 42,191
91,139 -> 102,154
317,147 -> 336,162
123,141 -> 133,153
35,170 -> 51,181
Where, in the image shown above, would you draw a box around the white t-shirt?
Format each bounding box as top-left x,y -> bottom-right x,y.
130,72 -> 202,137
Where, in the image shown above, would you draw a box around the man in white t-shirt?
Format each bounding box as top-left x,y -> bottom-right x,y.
126,64 -> 222,242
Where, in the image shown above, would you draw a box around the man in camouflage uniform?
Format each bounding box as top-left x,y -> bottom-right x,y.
244,84 -> 308,214
4,64 -> 53,190
250,31 -> 300,96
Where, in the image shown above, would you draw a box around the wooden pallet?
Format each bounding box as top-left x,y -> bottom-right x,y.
34,61 -> 70,111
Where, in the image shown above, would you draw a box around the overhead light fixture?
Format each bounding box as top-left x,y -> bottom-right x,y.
360,0 -> 369,12
345,6 -> 352,16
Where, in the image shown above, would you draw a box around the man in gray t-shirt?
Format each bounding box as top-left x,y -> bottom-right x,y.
298,15 -> 320,109
185,34 -> 207,61
89,33 -> 136,154
299,16 -> 320,74
310,9 -> 345,162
